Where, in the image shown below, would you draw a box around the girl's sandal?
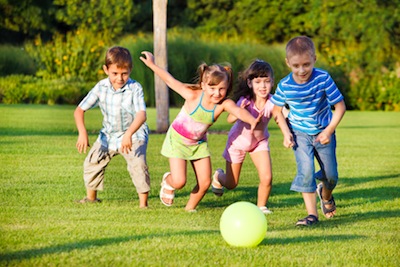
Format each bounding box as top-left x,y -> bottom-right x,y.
160,172 -> 175,206
211,169 -> 224,197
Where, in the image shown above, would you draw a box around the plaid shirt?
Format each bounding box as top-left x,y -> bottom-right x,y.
79,77 -> 149,150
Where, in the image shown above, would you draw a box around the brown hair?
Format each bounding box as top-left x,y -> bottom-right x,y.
286,36 -> 316,59
189,63 -> 233,99
233,59 -> 274,102
104,46 -> 132,69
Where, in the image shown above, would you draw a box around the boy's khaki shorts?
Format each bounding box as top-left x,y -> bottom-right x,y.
83,141 -> 150,193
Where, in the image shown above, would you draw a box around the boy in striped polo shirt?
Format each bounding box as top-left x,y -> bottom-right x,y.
271,36 -> 346,226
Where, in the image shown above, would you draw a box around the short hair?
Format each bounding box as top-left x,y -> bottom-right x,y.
286,36 -> 316,59
104,46 -> 132,69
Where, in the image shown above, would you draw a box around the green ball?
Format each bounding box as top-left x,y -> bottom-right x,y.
220,201 -> 267,247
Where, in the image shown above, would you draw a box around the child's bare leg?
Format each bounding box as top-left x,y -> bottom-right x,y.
220,161 -> 242,189
160,158 -> 187,205
302,192 -> 318,217
185,158 -> 212,211
250,151 -> 272,207
320,186 -> 336,217
86,188 -> 97,201
138,192 -> 148,208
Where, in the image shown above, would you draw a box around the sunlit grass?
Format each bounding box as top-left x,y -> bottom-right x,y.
0,105 -> 399,266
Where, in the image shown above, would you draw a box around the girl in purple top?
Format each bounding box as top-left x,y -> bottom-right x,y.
212,60 -> 288,214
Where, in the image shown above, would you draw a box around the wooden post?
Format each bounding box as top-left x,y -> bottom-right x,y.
153,0 -> 169,133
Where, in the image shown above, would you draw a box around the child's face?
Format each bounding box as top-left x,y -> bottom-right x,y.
285,53 -> 316,84
103,63 -> 131,90
201,78 -> 229,104
248,77 -> 273,99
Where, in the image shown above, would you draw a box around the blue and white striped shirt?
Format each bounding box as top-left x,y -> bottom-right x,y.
79,77 -> 149,150
271,68 -> 343,135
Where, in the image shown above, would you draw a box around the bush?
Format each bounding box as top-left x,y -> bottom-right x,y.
2,33 -> 399,110
0,45 -> 36,76
0,75 -> 92,105
24,28 -> 112,82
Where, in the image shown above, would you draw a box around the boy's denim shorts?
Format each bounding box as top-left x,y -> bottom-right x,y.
290,130 -> 338,193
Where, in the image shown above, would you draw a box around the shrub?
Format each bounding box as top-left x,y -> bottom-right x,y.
24,28 -> 112,82
0,75 -> 92,105
0,45 -> 36,76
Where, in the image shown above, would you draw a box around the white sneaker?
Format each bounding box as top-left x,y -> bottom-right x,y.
259,206 -> 273,214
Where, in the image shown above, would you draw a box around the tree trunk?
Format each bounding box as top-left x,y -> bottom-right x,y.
153,0 -> 169,133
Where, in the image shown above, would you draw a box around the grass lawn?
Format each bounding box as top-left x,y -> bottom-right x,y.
0,104 -> 399,266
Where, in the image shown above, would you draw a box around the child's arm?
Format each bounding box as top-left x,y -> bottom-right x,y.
226,98 -> 250,124
315,100 -> 346,145
74,107 -> 90,153
140,51 -> 195,100
120,110 -> 147,154
272,105 -> 294,148
222,99 -> 260,132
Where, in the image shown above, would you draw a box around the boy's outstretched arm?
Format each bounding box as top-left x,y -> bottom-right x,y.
316,100 -> 346,145
272,105 -> 294,148
74,107 -> 90,154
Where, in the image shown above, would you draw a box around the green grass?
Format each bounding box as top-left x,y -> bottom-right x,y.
0,104 -> 399,266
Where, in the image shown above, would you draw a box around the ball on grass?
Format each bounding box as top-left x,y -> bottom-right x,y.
220,201 -> 267,247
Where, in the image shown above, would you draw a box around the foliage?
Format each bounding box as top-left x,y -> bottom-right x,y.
0,105 -> 399,266
0,0 -> 55,42
0,75 -> 92,105
0,45 -> 36,76
24,28 -> 112,81
184,0 -> 400,110
0,0 -> 399,110
53,0 -> 134,40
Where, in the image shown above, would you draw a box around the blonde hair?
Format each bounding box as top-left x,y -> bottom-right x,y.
104,46 -> 132,69
286,36 -> 316,59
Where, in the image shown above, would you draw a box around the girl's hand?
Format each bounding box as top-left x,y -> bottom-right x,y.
240,98 -> 250,109
139,51 -> 155,67
249,112 -> 263,133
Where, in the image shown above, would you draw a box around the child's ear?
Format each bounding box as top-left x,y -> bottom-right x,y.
247,79 -> 252,88
102,65 -> 109,75
285,58 -> 291,68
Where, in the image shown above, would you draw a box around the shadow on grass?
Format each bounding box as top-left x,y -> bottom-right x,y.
0,230 -> 217,262
202,172 -> 400,208
261,234 -> 364,246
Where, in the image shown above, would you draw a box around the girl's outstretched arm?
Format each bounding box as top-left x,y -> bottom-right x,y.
226,98 -> 250,123
140,51 -> 193,100
222,99 -> 260,132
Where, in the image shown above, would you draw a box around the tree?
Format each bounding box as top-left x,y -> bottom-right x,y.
153,0 -> 169,133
